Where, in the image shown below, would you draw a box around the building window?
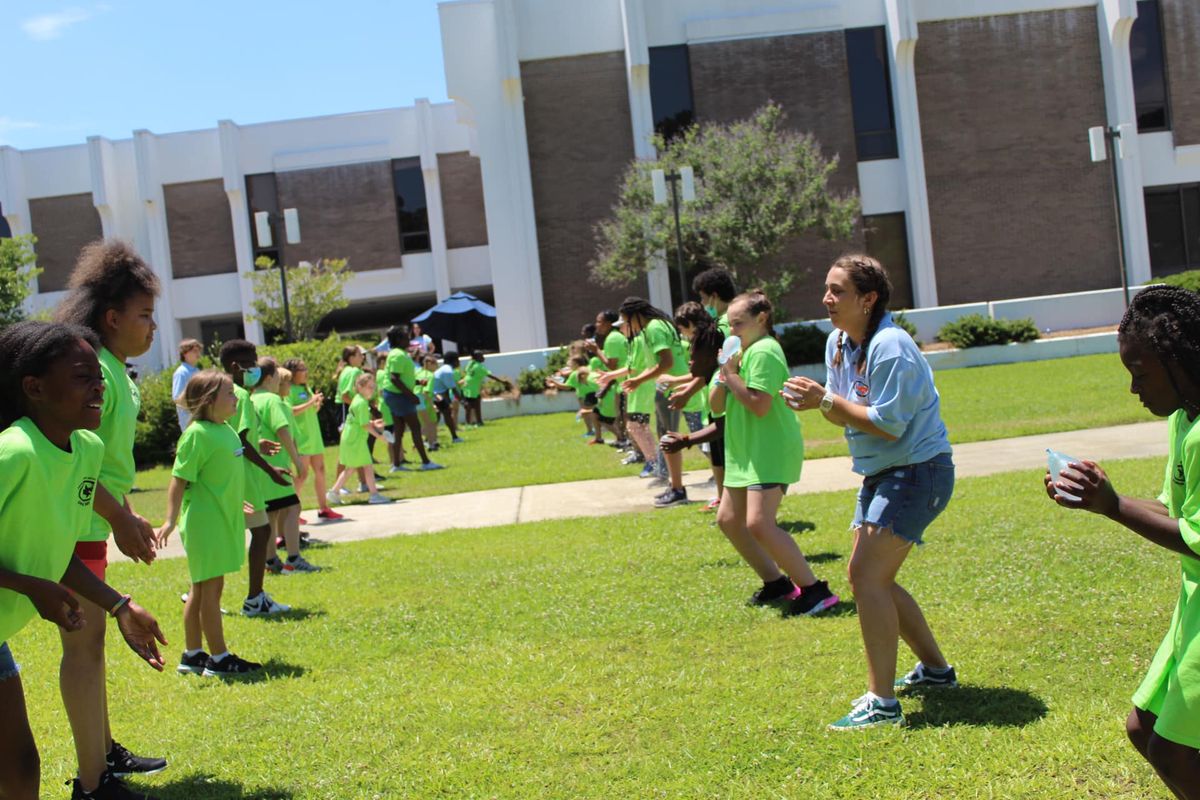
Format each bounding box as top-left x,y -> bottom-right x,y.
392,158 -> 431,254
1145,185 -> 1200,274
863,212 -> 913,308
245,173 -> 280,265
845,27 -> 898,161
649,45 -> 695,143
1130,0 -> 1171,132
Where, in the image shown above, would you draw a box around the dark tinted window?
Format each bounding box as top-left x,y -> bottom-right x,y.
245,173 -> 280,266
392,158 -> 431,254
0,204 -> 10,238
845,27 -> 898,161
649,45 -> 695,143
1130,0 -> 1171,132
863,213 -> 913,308
1144,187 -> 1196,274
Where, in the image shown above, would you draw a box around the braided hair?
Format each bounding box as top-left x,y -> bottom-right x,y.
1119,285 -> 1200,416
0,321 -> 100,430
828,255 -> 892,375
619,296 -> 679,342
689,316 -> 723,382
55,240 -> 160,338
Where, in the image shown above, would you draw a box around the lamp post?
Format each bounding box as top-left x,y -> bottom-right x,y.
253,208 -> 302,341
651,165 -> 696,307
1089,124 -> 1134,308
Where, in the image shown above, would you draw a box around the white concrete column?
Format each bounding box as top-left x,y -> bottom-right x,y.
440,0 -> 548,350
620,0 -> 673,312
1098,0 -> 1152,287
132,130 -> 178,369
218,120 -> 265,345
0,147 -> 38,313
87,136 -> 123,237
884,0 -> 938,308
416,98 -> 453,301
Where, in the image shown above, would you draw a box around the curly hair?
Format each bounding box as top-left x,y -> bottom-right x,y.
673,301 -> 710,332
55,240 -> 160,336
828,254 -> 893,375
692,268 -> 737,302
0,321 -> 100,429
1119,285 -> 1200,414
219,338 -> 257,371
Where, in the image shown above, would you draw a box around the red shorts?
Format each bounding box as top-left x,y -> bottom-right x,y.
74,541 -> 107,580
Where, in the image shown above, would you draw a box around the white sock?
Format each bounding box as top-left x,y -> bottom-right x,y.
868,691 -> 898,707
184,648 -> 204,658
210,651 -> 230,663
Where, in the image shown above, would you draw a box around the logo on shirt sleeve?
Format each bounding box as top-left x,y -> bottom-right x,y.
77,478 -> 96,506
1175,462 -> 1186,486
852,380 -> 870,401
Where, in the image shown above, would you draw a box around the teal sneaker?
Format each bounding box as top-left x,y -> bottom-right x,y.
895,662 -> 957,691
828,694 -> 905,731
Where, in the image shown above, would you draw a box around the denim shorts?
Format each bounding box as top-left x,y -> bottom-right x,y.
383,389 -> 420,419
0,641 -> 20,682
852,452 -> 955,545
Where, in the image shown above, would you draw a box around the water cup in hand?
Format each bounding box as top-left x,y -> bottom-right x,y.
718,335 -> 742,365
1046,448 -> 1081,502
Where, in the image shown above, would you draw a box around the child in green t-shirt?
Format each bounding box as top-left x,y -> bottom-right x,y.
159,370 -> 263,678
327,373 -> 393,504
546,356 -> 600,438
334,345 -> 371,493
460,351 -> 509,428
1047,286 -> 1200,791
712,292 -> 837,616
661,315 -> 726,511
283,358 -> 340,521
0,321 -> 167,798
416,355 -> 440,451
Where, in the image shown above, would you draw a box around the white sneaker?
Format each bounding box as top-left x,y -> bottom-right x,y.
242,591 -> 290,617
419,462 -> 445,471
356,483 -> 370,493
338,487 -> 352,496
368,493 -> 393,504
388,464 -> 409,473
326,490 -> 342,506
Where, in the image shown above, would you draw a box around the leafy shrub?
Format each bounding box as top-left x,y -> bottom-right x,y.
893,311 -> 920,344
937,314 -> 1039,349
776,323 -> 828,367
516,346 -> 570,395
1153,270 -> 1200,294
132,367 -> 180,467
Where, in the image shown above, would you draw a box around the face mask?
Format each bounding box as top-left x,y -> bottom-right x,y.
705,305 -> 719,319
243,366 -> 262,388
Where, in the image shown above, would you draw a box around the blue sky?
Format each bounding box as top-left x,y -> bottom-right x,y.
2,1 -> 450,150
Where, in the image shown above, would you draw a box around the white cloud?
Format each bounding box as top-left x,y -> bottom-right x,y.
21,7 -> 96,41
0,118 -> 40,146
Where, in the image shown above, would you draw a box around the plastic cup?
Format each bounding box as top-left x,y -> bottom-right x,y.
1046,448 -> 1081,502
383,430 -> 396,444
718,335 -> 742,365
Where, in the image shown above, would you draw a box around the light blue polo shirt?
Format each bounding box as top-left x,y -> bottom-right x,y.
824,313 -> 950,476
432,364 -> 459,395
172,361 -> 200,430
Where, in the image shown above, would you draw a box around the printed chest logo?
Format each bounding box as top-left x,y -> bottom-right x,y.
77,478 -> 96,506
1175,462 -> 1186,486
852,380 -> 870,400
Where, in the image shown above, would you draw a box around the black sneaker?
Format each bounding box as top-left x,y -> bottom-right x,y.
176,650 -> 208,676
202,653 -> 263,678
106,741 -> 166,777
70,770 -> 159,799
747,576 -> 800,606
653,488 -> 689,508
782,580 -> 840,617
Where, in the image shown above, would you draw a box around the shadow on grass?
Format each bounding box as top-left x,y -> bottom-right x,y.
779,520 -> 816,535
151,773 -> 294,799
248,607 -> 326,623
780,599 -> 857,619
904,685 -> 1049,729
802,551 -> 842,565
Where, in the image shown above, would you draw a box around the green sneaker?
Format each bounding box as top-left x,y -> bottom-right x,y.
895,662 -> 957,691
828,694 -> 905,731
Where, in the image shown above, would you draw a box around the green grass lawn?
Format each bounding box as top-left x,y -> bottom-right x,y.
15,457 -> 1179,798
124,353 -> 1153,527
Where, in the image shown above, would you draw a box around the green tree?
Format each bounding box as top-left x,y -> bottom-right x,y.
590,102 -> 860,304
246,256 -> 352,341
0,234 -> 44,328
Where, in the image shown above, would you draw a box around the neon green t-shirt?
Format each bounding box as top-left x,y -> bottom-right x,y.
172,420 -> 247,583
381,350 -> 416,395
232,384 -> 266,512
415,368 -> 435,402
707,371 -> 726,422
591,355 -> 616,418
251,392 -> 296,502
287,384 -> 325,456
339,394 -> 374,469
678,341 -> 705,413
1132,409 -> 1200,748
337,365 -> 364,403
462,361 -> 488,399
565,367 -> 599,400
626,336 -> 654,415
86,346 -> 140,541
0,419 -> 104,642
602,330 -> 628,373
375,369 -> 394,425
723,336 -> 803,488
717,312 -> 731,338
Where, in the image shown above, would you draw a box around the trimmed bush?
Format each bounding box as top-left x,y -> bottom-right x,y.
937,314 -> 1039,349
777,323 -> 828,367
893,311 -> 920,344
1154,271 -> 1200,294
516,346 -> 571,395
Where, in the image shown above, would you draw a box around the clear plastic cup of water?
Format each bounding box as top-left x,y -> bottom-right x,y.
718,335 -> 742,365
1046,448 -> 1081,502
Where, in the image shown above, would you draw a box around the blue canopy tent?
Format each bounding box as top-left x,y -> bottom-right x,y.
411,292 -> 499,352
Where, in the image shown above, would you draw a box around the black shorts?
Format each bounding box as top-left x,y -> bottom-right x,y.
709,437 -> 725,468
265,494 -> 300,512
582,392 -> 599,409
433,393 -> 453,412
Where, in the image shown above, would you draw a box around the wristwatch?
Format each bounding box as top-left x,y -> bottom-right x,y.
819,392 -> 835,412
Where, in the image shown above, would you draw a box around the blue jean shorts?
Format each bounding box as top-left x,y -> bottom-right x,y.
382,389 -> 420,419
0,641 -> 20,682
852,452 -> 955,545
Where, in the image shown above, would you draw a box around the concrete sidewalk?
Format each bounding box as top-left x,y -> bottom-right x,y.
130,420 -> 1167,562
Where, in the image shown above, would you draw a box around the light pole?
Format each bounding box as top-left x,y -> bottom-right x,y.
253,208 -> 302,341
651,165 -> 696,307
1089,124 -> 1134,308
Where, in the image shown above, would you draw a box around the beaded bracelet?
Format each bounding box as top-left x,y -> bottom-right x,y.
108,594 -> 131,617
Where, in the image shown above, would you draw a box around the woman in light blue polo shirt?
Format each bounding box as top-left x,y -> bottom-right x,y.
785,254 -> 956,731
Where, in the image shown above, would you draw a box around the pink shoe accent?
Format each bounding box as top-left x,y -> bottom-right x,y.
808,594 -> 840,615
784,584 -> 804,601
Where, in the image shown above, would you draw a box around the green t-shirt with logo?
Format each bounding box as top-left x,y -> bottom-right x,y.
172,420 -> 247,583
337,365 -> 364,404
287,384 -> 325,456
1132,409 -> 1200,747
462,360 -> 488,399
723,336 -> 803,488
0,418 -> 104,642
87,347 -> 140,540
232,384 -> 266,512
381,350 -> 416,395
339,394 -> 374,469
251,391 -> 296,502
